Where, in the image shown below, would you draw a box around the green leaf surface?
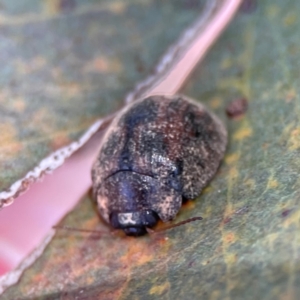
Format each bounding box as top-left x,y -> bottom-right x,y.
0,0 -> 204,196
3,0 -> 300,299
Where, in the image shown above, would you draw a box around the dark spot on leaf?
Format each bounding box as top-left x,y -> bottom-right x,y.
226,98 -> 248,118
223,216 -> 232,224
135,54 -> 145,73
281,208 -> 294,218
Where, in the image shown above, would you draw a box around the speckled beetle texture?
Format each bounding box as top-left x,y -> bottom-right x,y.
92,95 -> 227,236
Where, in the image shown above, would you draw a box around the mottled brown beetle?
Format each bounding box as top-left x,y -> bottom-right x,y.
92,94 -> 227,236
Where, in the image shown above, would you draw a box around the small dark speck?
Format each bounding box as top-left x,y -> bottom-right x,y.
59,0 -> 76,12
226,98 -> 248,118
281,208 -> 294,218
135,54 -> 145,73
239,0 -> 257,14
223,216 -> 232,224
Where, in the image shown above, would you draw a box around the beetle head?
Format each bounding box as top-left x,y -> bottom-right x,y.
109,210 -> 159,236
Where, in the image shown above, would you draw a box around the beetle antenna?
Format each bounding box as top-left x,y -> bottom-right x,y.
149,216 -> 203,234
53,216 -> 203,236
53,225 -> 112,236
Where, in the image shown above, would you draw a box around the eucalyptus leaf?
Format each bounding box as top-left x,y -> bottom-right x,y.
3,0 -> 300,299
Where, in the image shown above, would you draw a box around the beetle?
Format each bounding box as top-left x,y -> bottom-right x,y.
92,94 -> 227,236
